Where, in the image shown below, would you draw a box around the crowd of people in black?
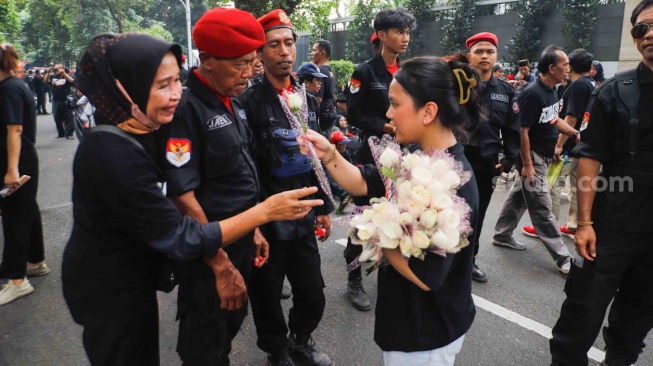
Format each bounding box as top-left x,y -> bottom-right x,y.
0,1 -> 652,365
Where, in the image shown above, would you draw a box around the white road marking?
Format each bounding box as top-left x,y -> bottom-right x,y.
333,238 -> 606,363
40,202 -> 72,211
472,294 -> 605,363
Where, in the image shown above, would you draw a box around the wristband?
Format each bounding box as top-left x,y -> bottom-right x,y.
322,147 -> 337,166
576,221 -> 593,226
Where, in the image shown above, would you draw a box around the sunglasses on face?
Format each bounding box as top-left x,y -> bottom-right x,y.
631,22 -> 653,39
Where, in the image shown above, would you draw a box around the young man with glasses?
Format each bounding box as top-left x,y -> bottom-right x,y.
550,1 -> 653,365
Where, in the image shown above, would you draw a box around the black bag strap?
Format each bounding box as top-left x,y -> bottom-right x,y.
91,125 -> 145,153
615,69 -> 640,163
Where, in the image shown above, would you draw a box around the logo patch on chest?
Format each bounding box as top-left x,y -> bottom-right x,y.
166,138 -> 192,167
207,114 -> 233,130
491,93 -> 509,103
370,82 -> 387,90
349,79 -> 361,94
238,109 -> 247,120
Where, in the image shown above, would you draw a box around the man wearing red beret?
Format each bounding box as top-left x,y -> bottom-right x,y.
463,32 -> 520,283
157,7 -> 268,366
239,9 -> 335,366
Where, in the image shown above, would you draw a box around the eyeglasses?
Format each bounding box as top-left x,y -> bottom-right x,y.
631,22 -> 653,39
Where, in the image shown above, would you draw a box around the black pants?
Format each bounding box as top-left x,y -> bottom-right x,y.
64,286 -> 160,366
0,148 -> 45,280
550,230 -> 653,365
466,150 -> 500,259
176,233 -> 254,366
249,233 -> 326,354
36,92 -> 47,114
53,100 -> 74,137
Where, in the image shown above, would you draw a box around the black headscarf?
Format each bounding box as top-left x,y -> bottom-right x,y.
76,33 -> 182,126
593,61 -> 606,84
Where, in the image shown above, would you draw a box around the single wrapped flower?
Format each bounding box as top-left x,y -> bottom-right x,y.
431,193 -> 454,210
287,93 -> 303,111
412,230 -> 431,249
419,209 -> 438,229
411,166 -> 433,187
410,185 -> 431,207
438,208 -> 461,230
379,148 -> 400,168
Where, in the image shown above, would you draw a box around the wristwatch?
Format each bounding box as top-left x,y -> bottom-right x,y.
573,130 -> 580,138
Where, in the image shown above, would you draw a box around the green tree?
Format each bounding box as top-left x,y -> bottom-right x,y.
506,0 -> 556,61
440,0 -> 476,54
0,0 -> 21,43
330,59 -> 355,91
234,0 -> 303,17
562,0 -> 600,51
292,0 -> 338,41
346,0 -> 379,64
404,0 -> 436,57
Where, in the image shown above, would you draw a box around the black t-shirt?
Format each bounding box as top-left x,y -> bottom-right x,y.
560,76 -> 596,152
357,143 -> 478,352
0,77 -> 37,151
518,78 -> 561,157
317,64 -> 335,102
51,75 -> 74,101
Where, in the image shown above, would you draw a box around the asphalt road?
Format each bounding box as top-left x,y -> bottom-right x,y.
0,109 -> 651,365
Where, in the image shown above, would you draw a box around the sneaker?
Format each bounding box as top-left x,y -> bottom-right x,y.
471,263 -> 488,283
522,225 -> 539,238
289,333 -> 334,366
27,263 -> 50,277
492,238 -> 527,250
560,225 -> 576,239
347,276 -> 371,311
66,135 -> 75,140
0,279 -> 10,290
558,258 -> 571,274
0,279 -> 34,305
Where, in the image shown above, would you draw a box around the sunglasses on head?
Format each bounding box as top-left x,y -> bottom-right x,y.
631,22 -> 653,39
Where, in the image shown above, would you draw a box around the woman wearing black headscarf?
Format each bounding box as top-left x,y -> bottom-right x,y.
62,33 -> 322,366
590,60 -> 606,85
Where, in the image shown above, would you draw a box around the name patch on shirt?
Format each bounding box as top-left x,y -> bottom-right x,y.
370,82 -> 388,90
539,101 -> 561,124
166,138 -> 192,167
491,93 -> 509,103
207,114 -> 233,130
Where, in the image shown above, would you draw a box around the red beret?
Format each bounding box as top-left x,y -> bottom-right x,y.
465,32 -> 498,50
193,8 -> 265,58
258,9 -> 294,33
370,32 -> 378,44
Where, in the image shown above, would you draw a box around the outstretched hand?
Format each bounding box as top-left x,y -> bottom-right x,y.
262,186 -> 324,222
298,129 -> 332,160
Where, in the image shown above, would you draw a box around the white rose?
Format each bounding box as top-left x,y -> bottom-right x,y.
382,222 -> 404,240
431,229 -> 450,250
356,223 -> 377,241
431,193 -> 454,210
379,148 -> 400,168
441,170 -> 461,189
444,229 -> 461,250
412,230 -> 431,249
287,93 -> 303,110
378,232 -> 399,249
410,185 -> 431,207
427,179 -> 446,195
406,200 -> 427,219
401,154 -> 421,171
362,209 -> 375,221
438,208 -> 461,230
419,209 -> 438,229
411,246 -> 423,258
399,212 -> 414,226
419,155 -> 432,169
410,166 -> 433,187
397,180 -> 413,198
399,235 -> 414,257
430,159 -> 449,178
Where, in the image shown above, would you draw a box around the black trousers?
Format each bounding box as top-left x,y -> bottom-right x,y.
0,148 -> 45,280
176,233 -> 254,366
465,150 -> 500,259
249,233 -> 326,354
550,230 -> 653,365
36,92 -> 47,114
64,286 -> 160,366
53,100 -> 74,137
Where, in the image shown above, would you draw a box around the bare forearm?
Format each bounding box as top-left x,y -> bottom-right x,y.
556,117 -> 577,137
382,248 -> 429,291
6,129 -> 21,172
576,158 -> 601,221
322,149 -> 368,196
520,127 -> 533,167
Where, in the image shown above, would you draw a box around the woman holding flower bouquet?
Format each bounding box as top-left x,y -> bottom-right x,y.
302,55 -> 481,365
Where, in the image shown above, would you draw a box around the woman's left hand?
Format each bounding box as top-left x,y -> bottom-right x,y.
298,130 -> 332,161
4,169 -> 20,190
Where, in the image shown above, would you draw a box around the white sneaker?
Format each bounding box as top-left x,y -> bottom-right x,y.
0,279 -> 10,290
0,279 -> 34,305
27,263 -> 50,277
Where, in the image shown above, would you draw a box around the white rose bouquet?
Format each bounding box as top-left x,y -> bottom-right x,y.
347,135 -> 473,274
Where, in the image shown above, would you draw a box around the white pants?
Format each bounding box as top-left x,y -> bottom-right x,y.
383,335 -> 465,366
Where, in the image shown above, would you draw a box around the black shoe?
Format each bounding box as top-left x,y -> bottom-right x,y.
289,333 -> 333,366
43,112 -> 50,115
471,264 -> 488,283
55,135 -> 64,138
281,280 -> 292,300
338,194 -> 352,213
267,350 -> 296,366
347,276 -> 371,311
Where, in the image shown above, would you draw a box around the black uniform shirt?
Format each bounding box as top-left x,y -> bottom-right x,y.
357,143 -> 478,352
239,76 -> 334,241
347,53 -> 395,164
317,64 -> 335,102
560,75 -> 596,153
51,75 -> 74,102
0,77 -> 37,151
573,63 -> 653,232
159,69 -> 259,222
518,78 -> 561,158
466,76 -> 520,171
